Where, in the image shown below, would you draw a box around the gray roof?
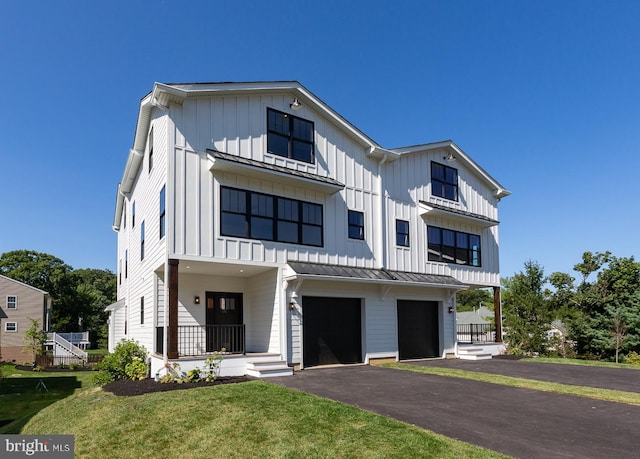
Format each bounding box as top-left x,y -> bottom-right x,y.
287,261 -> 464,288
456,306 -> 493,324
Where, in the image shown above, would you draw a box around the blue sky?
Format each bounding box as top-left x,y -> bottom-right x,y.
0,0 -> 638,280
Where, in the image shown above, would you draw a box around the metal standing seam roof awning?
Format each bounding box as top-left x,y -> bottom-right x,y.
207,149 -> 345,194
286,261 -> 466,289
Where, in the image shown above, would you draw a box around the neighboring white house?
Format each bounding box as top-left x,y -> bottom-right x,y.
107,81 -> 510,377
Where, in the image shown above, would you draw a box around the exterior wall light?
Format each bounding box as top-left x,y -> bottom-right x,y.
194,296 -> 200,305
290,98 -> 302,110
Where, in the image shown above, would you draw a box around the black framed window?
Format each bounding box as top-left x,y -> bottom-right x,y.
148,127 -> 154,173
159,185 -> 166,239
125,250 -> 128,278
396,219 -> 410,247
132,201 -> 136,227
428,226 -> 481,266
348,210 -> 365,240
431,162 -> 459,201
221,186 -> 323,247
267,108 -> 314,163
141,221 -> 145,261
140,297 -> 145,325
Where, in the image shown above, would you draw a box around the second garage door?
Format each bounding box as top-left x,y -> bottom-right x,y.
397,300 -> 439,360
303,296 -> 362,368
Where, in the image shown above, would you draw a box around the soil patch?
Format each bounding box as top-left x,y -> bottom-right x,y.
103,376 -> 253,396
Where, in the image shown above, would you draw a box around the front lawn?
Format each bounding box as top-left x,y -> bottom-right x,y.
0,364 -> 96,434
21,380 -> 507,458
522,357 -> 640,369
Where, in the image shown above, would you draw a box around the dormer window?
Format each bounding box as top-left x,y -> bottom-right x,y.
431,162 -> 458,201
267,108 -> 314,164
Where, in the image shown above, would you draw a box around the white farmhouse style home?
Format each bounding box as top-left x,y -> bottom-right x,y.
107,81 -> 510,378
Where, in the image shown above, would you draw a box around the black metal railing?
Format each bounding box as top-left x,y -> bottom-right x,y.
457,323 -> 496,343
156,325 -> 246,356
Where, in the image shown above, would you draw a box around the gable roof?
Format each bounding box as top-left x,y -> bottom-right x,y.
392,141 -> 511,199
0,273 -> 49,295
113,81 -> 510,229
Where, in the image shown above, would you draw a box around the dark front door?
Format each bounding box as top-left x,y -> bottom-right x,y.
397,300 -> 439,359
303,296 -> 362,367
206,292 -> 243,352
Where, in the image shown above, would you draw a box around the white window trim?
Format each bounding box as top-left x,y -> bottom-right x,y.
7,295 -> 17,309
5,322 -> 18,332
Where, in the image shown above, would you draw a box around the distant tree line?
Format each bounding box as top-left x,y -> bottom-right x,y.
501,252 -> 640,362
0,250 -> 116,349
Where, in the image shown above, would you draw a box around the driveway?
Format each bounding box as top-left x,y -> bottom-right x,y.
410,357 -> 640,393
270,363 -> 640,458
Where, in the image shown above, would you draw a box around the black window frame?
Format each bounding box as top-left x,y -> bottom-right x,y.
125,250 -> 128,279
140,221 -> 145,261
431,161 -> 459,201
159,185 -> 166,239
348,210 -> 365,240
396,219 -> 410,247
132,201 -> 136,227
267,107 -> 315,164
140,296 -> 145,325
427,225 -> 481,267
148,127 -> 154,173
220,186 -> 323,247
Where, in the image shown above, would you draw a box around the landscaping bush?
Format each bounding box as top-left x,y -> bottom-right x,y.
94,339 -> 148,385
624,351 -> 640,366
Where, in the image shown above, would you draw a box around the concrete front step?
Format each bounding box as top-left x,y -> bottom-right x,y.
458,347 -> 493,360
246,360 -> 294,378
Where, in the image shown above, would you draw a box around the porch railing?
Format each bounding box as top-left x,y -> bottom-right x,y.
156,325 -> 246,356
457,323 -> 496,344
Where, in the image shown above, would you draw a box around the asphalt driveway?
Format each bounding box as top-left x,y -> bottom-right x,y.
270,363 -> 640,458
411,357 -> 640,393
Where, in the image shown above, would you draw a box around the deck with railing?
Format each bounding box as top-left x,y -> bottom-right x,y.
457,323 -> 497,344
156,325 -> 245,356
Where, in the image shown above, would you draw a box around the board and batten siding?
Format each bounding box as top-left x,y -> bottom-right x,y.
244,269 -> 280,353
115,109 -> 169,353
384,149 -> 501,287
167,93 -> 381,269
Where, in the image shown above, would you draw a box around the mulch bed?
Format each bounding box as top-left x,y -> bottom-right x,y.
103,376 -> 253,396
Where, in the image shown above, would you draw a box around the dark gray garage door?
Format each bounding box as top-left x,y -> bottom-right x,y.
397,300 -> 439,359
303,296 -> 362,367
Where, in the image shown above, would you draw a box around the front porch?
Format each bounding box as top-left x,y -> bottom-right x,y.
156,325 -> 247,356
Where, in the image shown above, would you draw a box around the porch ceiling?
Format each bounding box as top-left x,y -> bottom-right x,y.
175,260 -> 276,277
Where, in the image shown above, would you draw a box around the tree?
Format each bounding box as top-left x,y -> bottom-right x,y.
23,319 -> 47,363
456,289 -> 493,312
501,260 -> 552,356
75,268 -> 116,347
0,250 -> 81,331
0,251 -> 116,347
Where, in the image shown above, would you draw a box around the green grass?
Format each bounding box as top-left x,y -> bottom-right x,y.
86,348 -> 108,355
382,363 -> 640,406
0,364 -> 96,434
21,381 -> 508,459
522,357 -> 640,369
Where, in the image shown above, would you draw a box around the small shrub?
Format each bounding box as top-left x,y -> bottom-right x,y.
69,363 -> 79,370
181,367 -> 202,383
625,351 -> 640,366
159,362 -> 181,384
94,370 -> 115,386
125,357 -> 149,381
94,339 -> 148,385
203,352 -> 223,382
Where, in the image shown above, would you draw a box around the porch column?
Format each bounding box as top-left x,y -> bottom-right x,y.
168,258 -> 179,359
493,286 -> 502,343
